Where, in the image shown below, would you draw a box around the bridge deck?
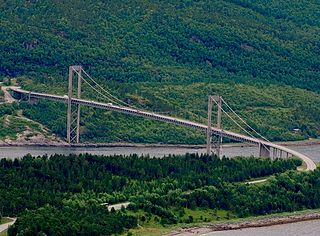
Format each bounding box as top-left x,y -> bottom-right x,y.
11,87 -> 316,171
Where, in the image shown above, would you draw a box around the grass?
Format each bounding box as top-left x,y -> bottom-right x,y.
0,115 -> 42,140
123,207 -> 320,236
0,218 -> 12,225
122,210 -> 175,236
297,159 -> 307,171
0,217 -> 14,236
124,224 -> 173,236
123,208 -> 236,236
180,208 -> 236,223
0,230 -> 7,236
220,208 -> 320,225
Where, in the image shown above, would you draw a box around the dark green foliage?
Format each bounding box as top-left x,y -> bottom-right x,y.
0,153 -> 298,216
1,153 -> 318,234
0,153 -> 299,234
0,103 -> 17,116
8,205 -> 137,236
19,81 -> 320,143
1,0 -> 320,143
19,101 -> 67,137
1,0 -> 320,90
180,169 -> 320,217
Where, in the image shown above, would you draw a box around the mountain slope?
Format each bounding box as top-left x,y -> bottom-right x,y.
1,0 -> 320,89
1,0 -> 320,143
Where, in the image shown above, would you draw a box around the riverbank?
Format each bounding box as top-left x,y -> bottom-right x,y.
166,210 -> 320,236
0,138 -> 319,148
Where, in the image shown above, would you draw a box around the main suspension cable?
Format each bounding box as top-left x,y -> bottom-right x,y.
221,98 -> 270,142
211,99 -> 270,151
81,68 -> 203,121
81,69 -> 134,108
73,69 -> 123,106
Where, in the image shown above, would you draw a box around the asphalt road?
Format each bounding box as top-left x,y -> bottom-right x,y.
0,218 -> 16,233
107,202 -> 130,211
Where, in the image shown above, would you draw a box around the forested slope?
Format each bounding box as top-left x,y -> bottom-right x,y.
1,0 -> 320,143
0,153 -> 303,235
2,154 -> 320,235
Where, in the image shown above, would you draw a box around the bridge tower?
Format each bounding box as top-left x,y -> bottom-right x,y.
66,65 -> 82,144
206,95 -> 222,157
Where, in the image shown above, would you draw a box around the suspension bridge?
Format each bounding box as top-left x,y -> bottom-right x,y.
10,65 -> 316,171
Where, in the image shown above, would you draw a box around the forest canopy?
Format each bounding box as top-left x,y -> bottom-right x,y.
1,0 -> 320,142
1,153 -> 316,235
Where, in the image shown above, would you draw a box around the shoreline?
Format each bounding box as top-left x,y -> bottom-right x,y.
166,211 -> 320,236
0,139 -> 319,149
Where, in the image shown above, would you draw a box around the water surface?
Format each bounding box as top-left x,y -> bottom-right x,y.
0,144 -> 319,162
205,219 -> 320,236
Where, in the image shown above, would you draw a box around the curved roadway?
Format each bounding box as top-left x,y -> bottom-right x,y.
10,87 -> 316,171
0,218 -> 16,233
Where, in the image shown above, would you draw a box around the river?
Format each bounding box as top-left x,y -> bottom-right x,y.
1,143 -> 319,235
205,219 -> 320,236
0,143 -> 319,162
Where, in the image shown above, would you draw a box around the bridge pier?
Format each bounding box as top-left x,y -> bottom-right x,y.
207,95 -> 222,157
259,143 -> 270,157
27,91 -> 39,104
67,65 -> 82,144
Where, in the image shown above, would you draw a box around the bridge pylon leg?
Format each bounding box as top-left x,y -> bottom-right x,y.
206,95 -> 222,158
67,65 -> 82,144
206,97 -> 213,155
76,68 -> 82,143
259,143 -> 270,158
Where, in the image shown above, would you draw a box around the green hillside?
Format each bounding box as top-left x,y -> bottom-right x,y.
1,0 -> 320,143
